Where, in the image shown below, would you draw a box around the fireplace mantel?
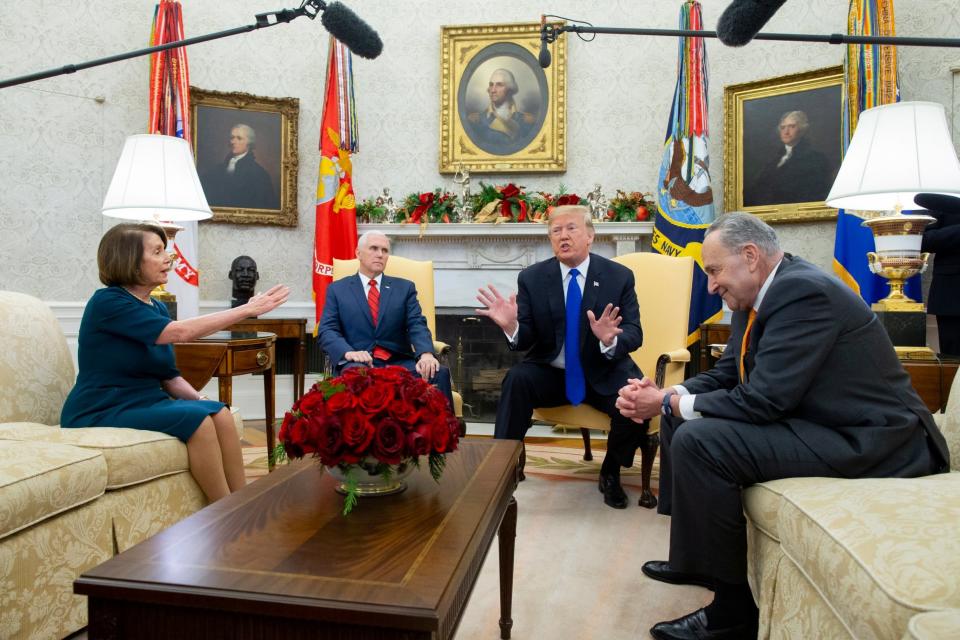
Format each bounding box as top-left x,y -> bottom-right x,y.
359,222 -> 655,308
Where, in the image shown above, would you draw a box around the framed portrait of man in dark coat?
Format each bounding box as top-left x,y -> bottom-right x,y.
723,67 -> 843,223
190,88 -> 299,227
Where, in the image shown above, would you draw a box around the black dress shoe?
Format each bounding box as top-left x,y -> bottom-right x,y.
598,473 -> 628,509
641,560 -> 715,590
650,607 -> 758,640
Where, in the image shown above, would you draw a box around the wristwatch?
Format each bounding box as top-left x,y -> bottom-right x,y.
661,390 -> 676,417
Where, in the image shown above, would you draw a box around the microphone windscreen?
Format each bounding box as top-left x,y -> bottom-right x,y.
914,193 -> 960,216
717,0 -> 788,47
538,46 -> 551,69
321,2 -> 383,59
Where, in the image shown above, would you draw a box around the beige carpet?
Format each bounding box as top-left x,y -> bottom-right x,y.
243,443 -> 709,640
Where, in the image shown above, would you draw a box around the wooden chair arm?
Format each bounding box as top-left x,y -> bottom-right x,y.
654,348 -> 691,387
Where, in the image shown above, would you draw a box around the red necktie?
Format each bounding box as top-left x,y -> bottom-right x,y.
367,279 -> 379,326
739,308 -> 757,383
367,279 -> 392,362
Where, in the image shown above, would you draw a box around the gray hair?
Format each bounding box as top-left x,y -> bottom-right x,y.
357,230 -> 390,250
548,205 -> 594,231
490,68 -> 518,95
232,123 -> 256,144
779,110 -> 809,132
705,212 -> 780,256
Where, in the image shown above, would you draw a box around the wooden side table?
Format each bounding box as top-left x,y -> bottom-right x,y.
174,331 -> 278,464
228,318 -> 308,400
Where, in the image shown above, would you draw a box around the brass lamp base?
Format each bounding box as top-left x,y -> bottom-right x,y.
149,220 -> 184,316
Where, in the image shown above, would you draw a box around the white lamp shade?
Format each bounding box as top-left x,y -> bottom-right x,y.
825,101 -> 960,211
101,134 -> 212,221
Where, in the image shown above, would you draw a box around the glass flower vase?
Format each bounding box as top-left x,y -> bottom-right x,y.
326,457 -> 414,497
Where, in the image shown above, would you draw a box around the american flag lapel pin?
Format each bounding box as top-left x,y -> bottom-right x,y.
593,281 -> 599,287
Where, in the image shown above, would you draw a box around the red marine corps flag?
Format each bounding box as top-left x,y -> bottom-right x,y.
313,36 -> 359,336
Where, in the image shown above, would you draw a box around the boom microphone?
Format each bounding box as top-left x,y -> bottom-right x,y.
716,0 -> 788,47
321,1 -> 383,59
539,15 -> 552,68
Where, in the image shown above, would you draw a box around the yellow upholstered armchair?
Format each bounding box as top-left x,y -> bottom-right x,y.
533,252 -> 694,507
331,257 -> 465,431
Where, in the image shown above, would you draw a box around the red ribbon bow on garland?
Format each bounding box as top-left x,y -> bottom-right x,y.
498,184 -> 528,222
410,192 -> 434,224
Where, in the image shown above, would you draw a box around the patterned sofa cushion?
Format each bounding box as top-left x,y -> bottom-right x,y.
743,476 -> 838,541
903,610 -> 960,640
0,291 -> 75,426
0,439 -> 106,540
0,423 -> 187,489
778,474 -> 960,639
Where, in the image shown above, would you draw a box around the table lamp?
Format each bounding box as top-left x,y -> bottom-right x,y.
101,134 -> 212,311
826,101 -> 960,355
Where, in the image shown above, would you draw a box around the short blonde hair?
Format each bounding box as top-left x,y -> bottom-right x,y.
548,204 -> 594,230
97,223 -> 167,287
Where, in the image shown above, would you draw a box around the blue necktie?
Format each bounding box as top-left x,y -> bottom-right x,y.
565,268 -> 586,405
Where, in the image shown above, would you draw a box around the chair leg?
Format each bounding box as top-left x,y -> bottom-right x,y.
457,417 -> 467,438
580,427 -> 593,461
638,432 -> 659,509
518,441 -> 526,482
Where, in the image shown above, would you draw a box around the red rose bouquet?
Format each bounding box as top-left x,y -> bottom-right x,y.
274,366 -> 460,514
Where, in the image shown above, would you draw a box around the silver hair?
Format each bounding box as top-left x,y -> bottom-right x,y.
779,110 -> 809,132
548,205 -> 594,231
232,123 -> 256,144
490,68 -> 518,95
705,212 -> 780,256
357,230 -> 390,250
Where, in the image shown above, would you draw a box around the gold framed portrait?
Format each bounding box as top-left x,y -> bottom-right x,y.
439,22 -> 566,174
190,87 -> 299,227
723,66 -> 843,223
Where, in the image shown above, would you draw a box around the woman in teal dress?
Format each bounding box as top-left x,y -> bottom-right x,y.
61,223 -> 289,501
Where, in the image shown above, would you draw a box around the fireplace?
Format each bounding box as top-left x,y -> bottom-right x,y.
436,308 -> 526,423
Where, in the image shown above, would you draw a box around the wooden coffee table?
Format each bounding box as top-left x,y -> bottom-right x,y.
75,439 -> 522,640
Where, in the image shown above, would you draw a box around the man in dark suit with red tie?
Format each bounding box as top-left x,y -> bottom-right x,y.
476,205 -> 647,509
319,231 -> 453,407
616,212 -> 949,640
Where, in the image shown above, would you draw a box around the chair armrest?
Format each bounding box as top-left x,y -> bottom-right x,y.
655,348 -> 691,387
434,340 -> 451,357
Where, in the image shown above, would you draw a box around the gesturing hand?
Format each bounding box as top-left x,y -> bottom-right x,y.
475,284 -> 518,335
245,284 -> 290,316
587,303 -> 623,347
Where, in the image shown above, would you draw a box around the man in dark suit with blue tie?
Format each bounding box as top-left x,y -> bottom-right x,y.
476,205 -> 647,509
319,231 -> 453,407
617,213 -> 949,640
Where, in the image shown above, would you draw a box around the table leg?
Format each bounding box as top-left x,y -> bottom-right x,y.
217,377 -> 233,407
296,335 -> 306,400
498,496 -> 517,640
265,362 -> 276,470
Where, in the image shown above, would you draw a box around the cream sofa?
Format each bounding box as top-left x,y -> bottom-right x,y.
745,370 -> 960,639
0,290 -> 219,639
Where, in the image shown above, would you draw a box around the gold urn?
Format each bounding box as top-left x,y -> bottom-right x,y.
862,214 -> 935,312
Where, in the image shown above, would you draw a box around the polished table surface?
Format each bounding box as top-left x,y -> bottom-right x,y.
75,439 -> 522,640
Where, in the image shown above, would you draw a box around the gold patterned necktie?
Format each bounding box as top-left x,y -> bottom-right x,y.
739,308 -> 757,383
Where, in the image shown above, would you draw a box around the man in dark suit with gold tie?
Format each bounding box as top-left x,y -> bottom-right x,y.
616,213 -> 950,640
476,205 -> 647,509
